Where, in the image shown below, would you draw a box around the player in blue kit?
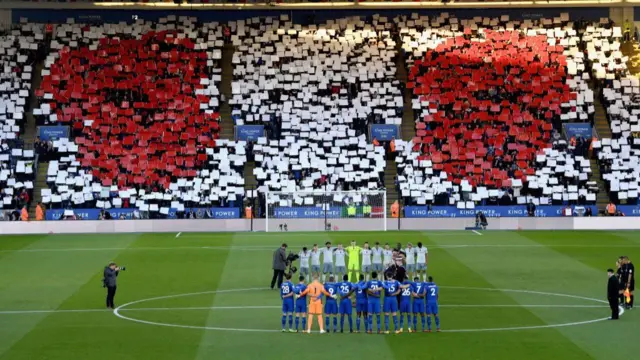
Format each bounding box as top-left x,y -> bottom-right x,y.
280,274 -> 295,332
324,277 -> 339,332
425,276 -> 440,332
355,274 -> 368,333
337,275 -> 355,333
411,276 -> 427,332
366,272 -> 383,334
293,276 -> 307,332
382,274 -> 401,334
397,277 -> 414,333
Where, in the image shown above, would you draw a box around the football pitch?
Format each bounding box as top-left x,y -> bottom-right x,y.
0,230 -> 638,360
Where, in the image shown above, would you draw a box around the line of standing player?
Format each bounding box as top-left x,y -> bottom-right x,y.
279,240 -> 438,334
296,240 -> 429,283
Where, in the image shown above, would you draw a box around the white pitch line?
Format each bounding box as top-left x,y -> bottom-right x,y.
111,286 -> 622,333
175,232 -> 182,238
472,230 -> 483,236
0,303 -> 608,315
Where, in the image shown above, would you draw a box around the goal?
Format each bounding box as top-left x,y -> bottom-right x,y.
265,190 -> 387,232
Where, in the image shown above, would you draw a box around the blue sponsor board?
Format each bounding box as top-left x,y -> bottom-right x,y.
236,125 -> 264,142
617,205 -> 640,216
274,206 -> 343,219
46,207 -> 240,220
404,205 -> 599,218
563,123 -> 592,139
39,126 -> 69,141
370,124 -> 399,141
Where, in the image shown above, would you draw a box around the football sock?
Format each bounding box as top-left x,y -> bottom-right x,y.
307,315 -> 313,331
333,317 -> 338,332
376,315 -> 381,332
348,315 -> 353,331
295,317 -> 300,330
393,315 -> 398,330
317,315 -> 323,331
325,316 -> 330,331
281,315 -> 286,329
399,314 -> 404,329
367,315 -> 373,331
427,316 -> 432,330
340,316 -> 345,332
421,315 -> 426,330
356,316 -> 361,331
407,314 -> 412,329
288,315 -> 293,328
302,316 -> 307,330
435,316 -> 440,328
384,315 -> 389,331
412,314 -> 417,329
630,295 -> 634,307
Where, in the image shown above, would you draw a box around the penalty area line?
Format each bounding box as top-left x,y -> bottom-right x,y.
176,232 -> 182,238
472,230 -> 482,236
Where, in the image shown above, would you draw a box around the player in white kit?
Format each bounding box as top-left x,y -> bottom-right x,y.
383,243 -> 393,268
404,243 -> 416,278
321,241 -> 334,282
415,242 -> 429,281
371,242 -> 384,273
310,244 -> 321,276
361,242 -> 373,281
333,243 -> 347,279
298,247 -> 311,281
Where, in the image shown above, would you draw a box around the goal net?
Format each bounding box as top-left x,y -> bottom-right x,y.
265,190 -> 387,232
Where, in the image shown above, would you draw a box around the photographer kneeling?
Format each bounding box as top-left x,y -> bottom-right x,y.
103,262 -> 125,309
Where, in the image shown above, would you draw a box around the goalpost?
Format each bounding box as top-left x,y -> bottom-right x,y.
265,190 -> 387,232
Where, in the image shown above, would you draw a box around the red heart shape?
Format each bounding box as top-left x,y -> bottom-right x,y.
39,31 -> 219,189
408,30 -> 575,188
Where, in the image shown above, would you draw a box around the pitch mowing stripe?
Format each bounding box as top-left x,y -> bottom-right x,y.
4,243 -> 640,254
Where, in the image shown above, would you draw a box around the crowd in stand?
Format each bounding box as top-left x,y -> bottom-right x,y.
0,24 -> 42,220
3,13 -> 633,220
394,13 -> 599,208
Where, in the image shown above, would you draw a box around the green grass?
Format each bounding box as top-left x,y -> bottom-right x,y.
0,230 -> 638,360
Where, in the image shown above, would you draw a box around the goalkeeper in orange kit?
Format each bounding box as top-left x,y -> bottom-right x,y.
297,274 -> 335,333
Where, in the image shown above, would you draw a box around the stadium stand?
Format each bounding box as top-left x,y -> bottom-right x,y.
33,17 -> 247,217
0,24 -> 42,220
393,14 -> 598,208
229,16 -> 400,196
587,23 -> 640,206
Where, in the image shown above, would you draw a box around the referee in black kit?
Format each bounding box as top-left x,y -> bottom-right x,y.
621,256 -> 635,309
607,268 -> 620,319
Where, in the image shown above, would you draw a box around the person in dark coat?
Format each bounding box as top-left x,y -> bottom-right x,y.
103,262 -> 120,309
271,243 -> 288,289
607,268 -> 620,320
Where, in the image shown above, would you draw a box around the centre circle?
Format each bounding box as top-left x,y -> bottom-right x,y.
112,286 -> 621,333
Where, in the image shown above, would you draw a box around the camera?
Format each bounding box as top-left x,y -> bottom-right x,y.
285,252 -> 299,277
119,266 -> 126,271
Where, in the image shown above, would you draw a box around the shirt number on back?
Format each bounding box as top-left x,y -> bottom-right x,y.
340,285 -> 349,293
430,288 -> 436,296
402,288 -> 411,296
282,286 -> 290,294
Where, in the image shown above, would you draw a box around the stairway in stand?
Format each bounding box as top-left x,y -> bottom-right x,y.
383,158 -> 398,215
219,43 -> 235,140
394,40 -> 415,141
26,60 -> 45,219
